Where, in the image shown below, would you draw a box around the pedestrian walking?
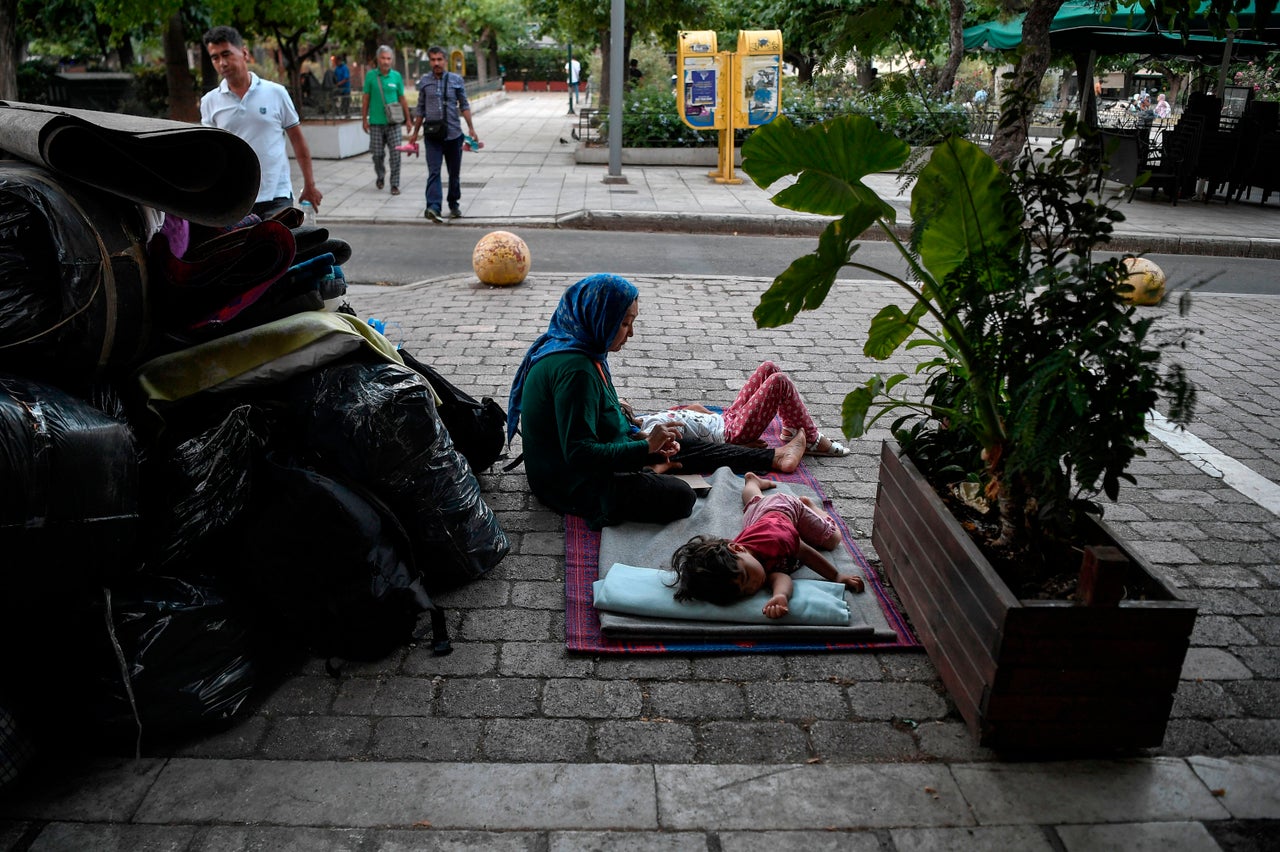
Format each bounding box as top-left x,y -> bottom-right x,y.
565,57 -> 582,109
362,45 -> 412,196
199,25 -> 322,218
409,45 -> 480,222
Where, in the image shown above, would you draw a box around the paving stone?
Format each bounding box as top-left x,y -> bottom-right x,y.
27,823 -> 198,851
260,716 -> 372,759
371,717 -> 484,761
1179,589 -> 1265,617
459,609 -> 554,642
499,642 -> 594,678
481,719 -> 591,761
1190,616 -> 1262,647
169,716 -> 268,758
543,679 -> 643,718
1054,821 -> 1221,852
256,675 -> 339,715
1188,755 -> 1280,820
403,642 -> 499,677
544,831 -> 710,851
1223,680 -> 1280,717
1172,679 -> 1243,719
1233,645 -> 1280,678
439,678 -> 541,717
846,683 -> 947,721
1238,615 -> 1280,645
718,830 -> 883,851
331,676 -> 383,715
783,655 -> 884,683
656,763 -> 971,829
1157,719 -> 1242,758
436,579 -> 511,608
134,760 -> 657,828
593,721 -> 696,763
874,653 -> 937,682
744,681 -> 849,720
1128,540 -> 1203,564
0,758 -> 165,821
372,830 -> 542,851
371,677 -> 438,716
647,682 -> 746,720
191,825 -> 366,850
690,656 -> 787,682
698,722 -> 811,763
951,759 -> 1232,824
808,721 -> 920,762
488,554 -> 564,582
511,581 -> 564,609
0,822 -> 28,849
893,825 -> 1053,851
595,657 -> 693,680
1180,647 -> 1254,680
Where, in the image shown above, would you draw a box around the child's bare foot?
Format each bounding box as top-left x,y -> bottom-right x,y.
744,472 -> 776,492
772,429 -> 807,474
763,593 -> 790,618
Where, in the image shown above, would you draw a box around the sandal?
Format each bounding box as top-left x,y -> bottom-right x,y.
783,427 -> 850,457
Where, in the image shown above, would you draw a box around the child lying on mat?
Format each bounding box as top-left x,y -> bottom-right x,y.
669,472 -> 865,618
622,361 -> 850,457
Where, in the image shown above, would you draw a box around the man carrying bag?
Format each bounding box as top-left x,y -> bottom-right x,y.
409,45 -> 481,223
362,45 -> 412,196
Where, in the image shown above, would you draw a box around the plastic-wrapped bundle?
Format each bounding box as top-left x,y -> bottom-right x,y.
0,162 -> 150,382
280,360 -> 509,591
87,576 -> 261,738
142,404 -> 266,573
0,373 -> 139,585
233,456 -> 437,660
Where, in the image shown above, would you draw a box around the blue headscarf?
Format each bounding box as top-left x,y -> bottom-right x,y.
507,273 -> 640,441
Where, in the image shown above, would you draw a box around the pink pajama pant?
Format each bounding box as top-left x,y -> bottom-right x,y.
721,361 -> 818,445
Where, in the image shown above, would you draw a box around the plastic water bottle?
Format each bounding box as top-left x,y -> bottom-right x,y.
367,317 -> 386,335
300,200 -> 317,226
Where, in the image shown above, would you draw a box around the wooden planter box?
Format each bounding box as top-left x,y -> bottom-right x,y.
872,441 -> 1196,752
549,81 -> 569,92
503,81 -> 526,92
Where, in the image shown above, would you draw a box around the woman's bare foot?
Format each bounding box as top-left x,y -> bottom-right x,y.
771,429 -> 807,474
745,472 -> 777,492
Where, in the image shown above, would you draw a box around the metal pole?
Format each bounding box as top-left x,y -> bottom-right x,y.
606,0 -> 626,182
567,41 -> 575,115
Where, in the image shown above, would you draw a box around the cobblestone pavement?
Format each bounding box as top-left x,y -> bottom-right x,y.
2,94 -> 1279,850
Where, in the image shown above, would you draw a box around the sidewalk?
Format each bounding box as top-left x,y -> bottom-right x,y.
1,93 -> 1278,851
306,91 -> 1280,258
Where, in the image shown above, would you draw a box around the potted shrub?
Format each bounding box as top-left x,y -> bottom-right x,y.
740,113 -> 1199,752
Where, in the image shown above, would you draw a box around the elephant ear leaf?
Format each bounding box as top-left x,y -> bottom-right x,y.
742,115 -> 910,219
864,301 -> 928,360
911,138 -> 1020,284
754,207 -> 878,328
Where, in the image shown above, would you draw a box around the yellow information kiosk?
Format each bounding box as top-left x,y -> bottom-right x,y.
677,29 -> 781,184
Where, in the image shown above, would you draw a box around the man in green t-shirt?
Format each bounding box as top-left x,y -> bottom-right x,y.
361,45 -> 412,195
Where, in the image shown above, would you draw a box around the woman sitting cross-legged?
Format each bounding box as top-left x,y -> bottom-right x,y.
506,273 -> 808,529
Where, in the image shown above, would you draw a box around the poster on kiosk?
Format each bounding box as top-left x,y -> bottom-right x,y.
735,30 -> 781,129
677,31 -> 722,131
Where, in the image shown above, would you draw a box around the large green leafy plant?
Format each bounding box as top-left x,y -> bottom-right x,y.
742,115 -> 1195,566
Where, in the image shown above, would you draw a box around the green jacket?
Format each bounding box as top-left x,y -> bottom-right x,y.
520,352 -> 651,525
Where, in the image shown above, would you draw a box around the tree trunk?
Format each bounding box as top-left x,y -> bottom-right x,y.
116,36 -> 135,71
598,27 -> 611,108
164,12 -> 199,121
854,56 -> 876,90
988,0 -> 1066,167
934,0 -> 966,98
0,0 -> 18,101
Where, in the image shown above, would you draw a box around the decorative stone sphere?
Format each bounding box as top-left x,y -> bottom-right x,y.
472,230 -> 530,286
1119,257 -> 1166,306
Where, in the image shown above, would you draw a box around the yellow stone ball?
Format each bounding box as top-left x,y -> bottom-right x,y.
472,230 -> 531,286
1120,257 -> 1166,306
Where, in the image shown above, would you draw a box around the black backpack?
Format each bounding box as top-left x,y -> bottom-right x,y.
399,349 -> 507,473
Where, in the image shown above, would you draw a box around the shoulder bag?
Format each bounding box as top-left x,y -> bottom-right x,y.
420,75 -> 448,141
375,74 -> 405,124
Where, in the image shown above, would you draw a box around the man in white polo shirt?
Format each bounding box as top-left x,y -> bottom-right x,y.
200,25 -> 323,217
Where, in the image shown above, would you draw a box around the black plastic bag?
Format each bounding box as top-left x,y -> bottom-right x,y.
0,373 -> 139,586
141,404 -> 267,573
87,576 -> 261,738
279,360 -> 509,591
232,456 -> 436,660
399,348 -> 506,473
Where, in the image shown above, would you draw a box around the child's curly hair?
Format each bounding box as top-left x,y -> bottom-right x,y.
668,535 -> 741,605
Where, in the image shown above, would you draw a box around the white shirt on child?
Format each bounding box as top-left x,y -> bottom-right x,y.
638,408 -> 725,443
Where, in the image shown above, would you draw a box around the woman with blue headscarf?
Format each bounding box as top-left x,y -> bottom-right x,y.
508,274 -> 807,528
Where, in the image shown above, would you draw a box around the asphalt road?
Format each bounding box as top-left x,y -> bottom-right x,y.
334,223 -> 1280,296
